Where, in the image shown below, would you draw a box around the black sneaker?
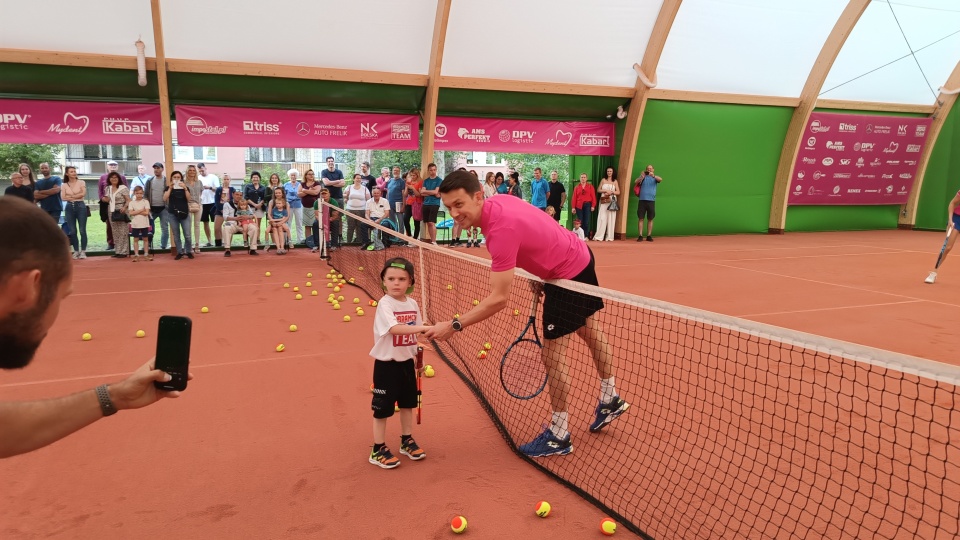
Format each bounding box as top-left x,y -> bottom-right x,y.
646,236 -> 653,242
186,252 -> 195,259
175,253 -> 184,260
249,250 -> 259,256
637,236 -> 644,242
589,396 -> 630,433
224,250 -> 232,257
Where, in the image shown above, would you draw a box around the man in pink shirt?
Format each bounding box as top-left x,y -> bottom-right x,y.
425,171 -> 629,457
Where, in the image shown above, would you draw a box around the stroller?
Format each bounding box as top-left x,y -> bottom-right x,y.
370,217 -> 407,250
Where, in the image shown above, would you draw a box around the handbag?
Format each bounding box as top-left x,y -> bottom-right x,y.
412,198 -> 424,221
608,195 -> 620,212
188,201 -> 201,213
110,209 -> 130,222
85,205 -> 91,218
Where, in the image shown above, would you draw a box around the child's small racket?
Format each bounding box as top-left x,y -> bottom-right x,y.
499,295 -> 548,400
416,346 -> 424,424
935,225 -> 954,269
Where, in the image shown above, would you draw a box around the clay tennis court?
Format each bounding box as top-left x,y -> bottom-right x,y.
1,229 -> 958,539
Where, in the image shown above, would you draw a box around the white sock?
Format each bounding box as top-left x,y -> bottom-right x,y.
600,377 -> 617,404
550,411 -> 569,439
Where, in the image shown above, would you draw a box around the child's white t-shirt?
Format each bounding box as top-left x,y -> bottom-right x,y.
573,226 -> 586,241
128,199 -> 151,229
369,294 -> 422,361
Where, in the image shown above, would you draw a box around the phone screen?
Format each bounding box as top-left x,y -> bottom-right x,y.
154,316 -> 192,391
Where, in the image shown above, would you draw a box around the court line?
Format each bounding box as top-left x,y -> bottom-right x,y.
70,283 -> 254,297
596,251 -> 913,268
737,300 -> 923,318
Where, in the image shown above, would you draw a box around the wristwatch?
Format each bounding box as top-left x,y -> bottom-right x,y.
452,319 -> 463,332
95,384 -> 117,417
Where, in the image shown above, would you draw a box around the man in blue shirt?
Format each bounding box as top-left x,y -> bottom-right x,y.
529,167 -> 550,211
34,163 -> 63,223
320,156 -> 345,248
633,164 -> 662,242
420,163 -> 443,244
283,171 -> 303,245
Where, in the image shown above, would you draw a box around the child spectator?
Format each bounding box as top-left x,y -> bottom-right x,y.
127,186 -> 152,261
269,189 -> 290,255
572,218 -> 586,241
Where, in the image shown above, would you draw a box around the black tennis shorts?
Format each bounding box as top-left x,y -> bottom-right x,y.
542,248 -> 604,340
637,200 -> 655,220
201,203 -> 215,222
421,204 -> 439,223
371,359 -> 418,419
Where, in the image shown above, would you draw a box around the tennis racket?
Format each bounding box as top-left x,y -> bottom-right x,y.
500,295 -> 548,400
935,225 -> 954,269
416,346 -> 424,424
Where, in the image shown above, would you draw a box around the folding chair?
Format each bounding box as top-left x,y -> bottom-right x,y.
436,210 -> 452,243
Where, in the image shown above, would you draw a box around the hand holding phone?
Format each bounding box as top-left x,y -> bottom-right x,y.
153,315 -> 192,391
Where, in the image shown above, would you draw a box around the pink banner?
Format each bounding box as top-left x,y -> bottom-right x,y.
0,99 -> 161,144
433,116 -> 615,156
788,112 -> 932,205
174,105 -> 419,149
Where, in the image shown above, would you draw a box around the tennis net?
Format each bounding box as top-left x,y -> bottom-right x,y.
322,201 -> 960,540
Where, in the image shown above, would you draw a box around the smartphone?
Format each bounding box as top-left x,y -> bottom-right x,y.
154,315 -> 192,391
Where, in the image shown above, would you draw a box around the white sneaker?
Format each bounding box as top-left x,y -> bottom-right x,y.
79,251 -> 87,259
925,271 -> 937,284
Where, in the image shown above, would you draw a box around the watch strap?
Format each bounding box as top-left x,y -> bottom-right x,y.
95,384 -> 118,417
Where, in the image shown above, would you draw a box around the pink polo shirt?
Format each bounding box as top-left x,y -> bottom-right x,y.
479,194 -> 590,280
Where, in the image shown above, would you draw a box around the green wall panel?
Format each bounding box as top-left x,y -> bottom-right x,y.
0,63 -> 159,102
916,104 -> 959,230
623,100 -> 793,237
437,88 -> 626,120
785,205 -> 901,231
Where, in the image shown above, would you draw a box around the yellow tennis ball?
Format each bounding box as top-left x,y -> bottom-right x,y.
293,286 -> 299,292
600,518 -> 616,535
307,272 -> 313,278
289,324 -> 298,332
326,283 -> 333,288
201,306 -> 209,313
295,294 -> 303,300
343,315 -> 351,322
451,516 -> 467,534
276,344 -> 285,352
358,266 -> 364,271
265,271 -> 271,277
472,299 -> 479,306
305,281 -> 312,287
353,297 -> 360,304
454,313 -> 460,319
327,297 -> 334,303
81,332 -> 92,341
333,304 -> 341,310
311,290 -> 318,296
333,286 -> 341,293
337,273 -> 343,279
371,300 -> 378,307
513,309 -> 520,316
337,295 -> 345,302
535,501 -> 551,517
477,350 -> 488,359
446,284 -> 453,290
349,277 -> 356,283
484,342 -> 492,350
357,309 -> 365,316
283,282 -> 290,288
424,366 -> 435,378
135,330 -> 145,338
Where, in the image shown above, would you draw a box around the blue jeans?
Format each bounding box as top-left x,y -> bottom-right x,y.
150,206 -> 169,249
63,201 -> 88,252
576,203 -> 593,238
169,213 -> 192,254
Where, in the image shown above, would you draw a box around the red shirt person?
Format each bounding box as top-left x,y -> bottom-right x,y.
571,173 -> 598,240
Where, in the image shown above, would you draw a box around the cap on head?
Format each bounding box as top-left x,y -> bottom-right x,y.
152,162 -> 164,169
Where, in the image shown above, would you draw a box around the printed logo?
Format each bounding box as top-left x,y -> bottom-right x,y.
886,185 -> 894,193
48,112 -> 89,135
808,186 -> 818,195
0,113 -> 30,131
906,144 -> 921,153
886,160 -> 900,166
547,324 -> 555,332
391,123 -> 412,141
806,136 -> 817,148
904,160 -> 917,166
579,134 -> 610,148
881,174 -> 893,179
813,170 -> 825,180
833,186 -> 841,194
833,173 -> 851,179
296,122 -> 310,136
794,184 -> 803,193
457,127 -> 491,143
393,311 -> 419,346
826,141 -> 845,151
434,123 -> 448,138
802,157 -> 816,165
866,124 -> 873,134
184,116 -> 227,137
797,171 -> 805,179
102,117 -> 154,136
882,142 -> 899,153
899,173 -> 912,179
915,125 -> 927,137
847,188 -> 862,194
857,173 -> 876,179
856,141 -> 876,152
546,130 -> 573,147
360,122 -> 379,139
513,130 -> 537,143
839,122 -> 857,133
810,120 -> 830,133
243,120 -> 280,134
872,125 -> 891,135
822,157 -> 834,166
840,159 -> 851,166
870,158 -> 881,167
856,158 -> 864,168
498,129 -> 511,142
897,125 -> 908,136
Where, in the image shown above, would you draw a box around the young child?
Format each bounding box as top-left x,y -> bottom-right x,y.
235,199 -> 260,256
127,186 -> 152,261
572,218 -> 586,241
269,194 -> 290,255
368,258 -> 431,469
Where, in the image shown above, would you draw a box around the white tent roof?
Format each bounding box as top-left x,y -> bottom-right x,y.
1,0 -> 957,106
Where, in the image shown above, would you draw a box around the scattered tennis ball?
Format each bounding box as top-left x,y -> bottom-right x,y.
600,518 -> 616,536
201,306 -> 209,313
327,297 -> 334,303
81,332 -> 92,341
451,516 -> 467,534
276,344 -> 285,352
311,290 -> 318,296
333,304 -> 341,310
472,299 -> 479,306
446,284 -> 453,290
483,342 -> 492,350
307,272 -> 313,278
343,315 -> 351,322
349,277 -> 356,283
337,295 -> 345,302
265,271 -> 271,277
283,283 -> 290,288
535,501 -> 551,518
337,273 -> 343,279
295,294 -> 303,300
293,286 -> 300,292
305,281 -> 312,287
513,309 -> 520,316
424,366 -> 435,377
454,313 -> 460,319
289,324 -> 298,332
358,266 -> 364,271
326,283 -> 333,288
135,330 -> 146,338
333,286 -> 341,293
353,297 -> 360,304
357,309 -> 365,316
477,350 -> 488,359
371,300 -> 378,307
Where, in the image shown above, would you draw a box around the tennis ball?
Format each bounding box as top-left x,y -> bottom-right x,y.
201,306 -> 209,313
293,286 -> 300,292
340,280 -> 346,286
333,304 -> 341,310
343,315 -> 351,322
136,330 -> 145,338
333,286 -> 341,293
337,273 -> 343,279
349,277 -> 355,283
451,516 -> 467,534
289,324 -> 298,332
371,300 -> 378,307
283,282 -> 290,288
307,272 -> 313,278
472,299 -> 480,306
535,501 -> 551,517
326,283 -> 333,288
265,271 -> 271,277
477,350 -> 488,359
446,284 -> 453,290
358,266 -> 364,271
513,309 -> 520,316
353,298 -> 360,304
81,332 -> 92,341
357,309 -> 365,316
311,290 -> 318,296
337,295 -> 345,302
276,344 -> 285,352
600,518 -> 616,535
305,281 -> 312,287
454,313 -> 460,319
424,366 -> 435,378
484,342 -> 492,350
295,294 -> 303,300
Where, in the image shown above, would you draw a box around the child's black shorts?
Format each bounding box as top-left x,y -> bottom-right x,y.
371,359 -> 418,419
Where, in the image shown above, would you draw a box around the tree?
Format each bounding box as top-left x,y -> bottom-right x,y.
497,153 -> 571,203
0,144 -> 64,178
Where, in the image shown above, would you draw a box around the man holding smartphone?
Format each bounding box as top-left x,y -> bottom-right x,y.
0,196 -> 192,459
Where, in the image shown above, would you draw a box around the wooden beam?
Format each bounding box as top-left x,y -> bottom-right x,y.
165,58 -> 427,87
421,0 -> 452,172
768,0 -> 870,234
815,98 -> 935,115
438,76 -> 633,98
0,48 -> 156,70
150,0 -> 176,253
647,89 -> 799,108
614,0 -> 682,239
899,60 -> 960,228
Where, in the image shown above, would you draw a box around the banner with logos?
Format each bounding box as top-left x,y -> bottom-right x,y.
432,116 -> 615,156
173,105 -> 419,149
788,112 -> 932,205
0,99 -> 162,144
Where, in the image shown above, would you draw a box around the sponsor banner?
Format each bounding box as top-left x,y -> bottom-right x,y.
433,116 -> 615,156
789,112 -> 932,205
0,99 -> 162,144
174,105 -> 419,149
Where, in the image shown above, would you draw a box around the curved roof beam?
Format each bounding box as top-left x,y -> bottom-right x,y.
615,0 -> 683,238
899,59 -> 960,228
768,0 -> 870,234
421,0 -> 452,171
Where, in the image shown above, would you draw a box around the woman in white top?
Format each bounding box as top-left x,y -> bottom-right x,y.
344,173 -> 371,244
593,166 -> 620,241
482,171 -> 498,199
60,166 -> 88,259
183,165 -> 204,254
